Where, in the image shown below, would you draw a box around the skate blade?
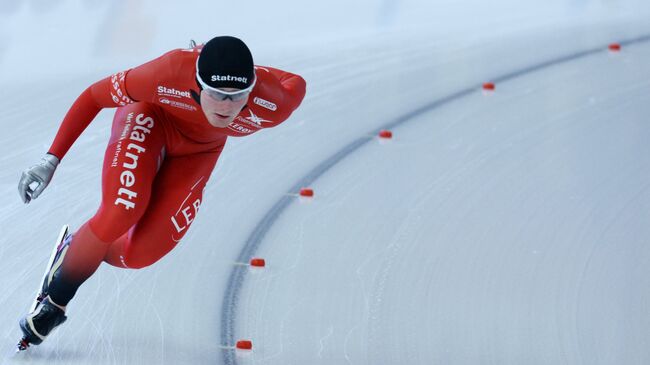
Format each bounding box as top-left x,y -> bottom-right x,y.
29,225 -> 69,313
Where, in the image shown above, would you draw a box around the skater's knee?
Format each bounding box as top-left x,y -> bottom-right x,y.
76,222 -> 110,246
88,215 -> 133,243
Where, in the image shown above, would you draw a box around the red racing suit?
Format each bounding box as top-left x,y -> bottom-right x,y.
49,45 -> 306,273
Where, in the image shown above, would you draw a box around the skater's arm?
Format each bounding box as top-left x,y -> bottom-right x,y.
46,78 -> 122,159
47,54 -> 164,160
248,66 -> 306,130
19,76 -> 123,202
266,66 -> 306,112
278,70 -> 307,109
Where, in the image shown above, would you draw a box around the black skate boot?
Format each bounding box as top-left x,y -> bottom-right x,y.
16,225 -> 71,352
18,297 -> 67,350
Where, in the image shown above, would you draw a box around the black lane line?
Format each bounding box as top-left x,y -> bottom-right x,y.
220,34 -> 650,364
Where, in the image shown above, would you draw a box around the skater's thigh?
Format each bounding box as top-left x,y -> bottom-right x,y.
89,103 -> 166,242
121,150 -> 222,269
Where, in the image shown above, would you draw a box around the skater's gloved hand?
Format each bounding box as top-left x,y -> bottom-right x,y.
18,153 -> 60,204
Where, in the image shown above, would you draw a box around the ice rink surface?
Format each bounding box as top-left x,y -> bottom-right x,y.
0,1 -> 649,364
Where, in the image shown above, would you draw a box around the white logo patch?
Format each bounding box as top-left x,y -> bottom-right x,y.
253,97 -> 277,111
244,110 -> 273,126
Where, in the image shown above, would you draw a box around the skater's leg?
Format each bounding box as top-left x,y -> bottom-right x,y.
47,104 -> 166,306
104,148 -> 222,269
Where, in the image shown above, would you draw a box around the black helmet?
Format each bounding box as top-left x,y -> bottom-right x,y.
196,36 -> 255,90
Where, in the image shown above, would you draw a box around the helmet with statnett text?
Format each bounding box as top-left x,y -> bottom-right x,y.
196,36 -> 255,91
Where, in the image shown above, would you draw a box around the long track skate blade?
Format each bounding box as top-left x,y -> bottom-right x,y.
28,225 -> 70,313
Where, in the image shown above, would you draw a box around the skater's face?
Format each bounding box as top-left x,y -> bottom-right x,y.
200,87 -> 250,128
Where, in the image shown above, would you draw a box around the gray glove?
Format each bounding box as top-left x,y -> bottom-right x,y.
18,153 -> 60,204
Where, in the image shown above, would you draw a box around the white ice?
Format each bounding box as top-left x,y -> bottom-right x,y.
0,1 -> 649,364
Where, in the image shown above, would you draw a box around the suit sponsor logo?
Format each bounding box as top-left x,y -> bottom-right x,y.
157,86 -> 192,99
253,97 -> 277,111
244,110 -> 273,126
228,111 -> 274,133
211,74 -> 248,84
158,98 -> 197,111
110,71 -> 134,106
114,113 -> 154,210
233,116 -> 259,130
227,122 -> 254,134
171,177 -> 205,242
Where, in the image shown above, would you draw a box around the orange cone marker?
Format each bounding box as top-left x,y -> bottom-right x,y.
236,340 -> 253,350
250,258 -> 266,267
378,130 -> 393,139
299,188 -> 314,197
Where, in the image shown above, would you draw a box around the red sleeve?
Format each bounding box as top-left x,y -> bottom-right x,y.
245,66 -> 305,132
47,55 -> 165,159
268,66 -> 306,113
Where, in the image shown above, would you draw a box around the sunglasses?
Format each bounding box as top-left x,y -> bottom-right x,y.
196,69 -> 256,102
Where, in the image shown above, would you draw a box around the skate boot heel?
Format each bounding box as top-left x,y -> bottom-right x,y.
18,297 -> 67,349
